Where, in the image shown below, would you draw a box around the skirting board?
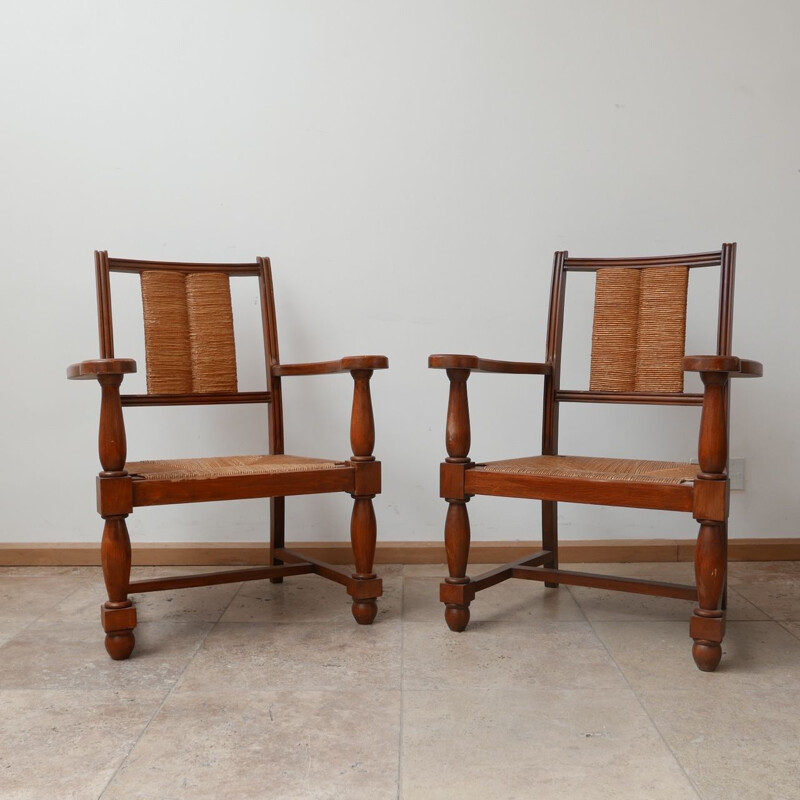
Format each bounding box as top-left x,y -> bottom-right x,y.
1,539 -> 799,566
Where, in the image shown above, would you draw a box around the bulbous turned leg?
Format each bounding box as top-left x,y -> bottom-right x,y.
442,499 -> 471,631
103,613 -> 136,661
444,602 -> 470,632
350,496 -> 379,624
352,598 -> 378,625
690,520 -> 726,672
692,640 -> 722,672
101,515 -> 137,660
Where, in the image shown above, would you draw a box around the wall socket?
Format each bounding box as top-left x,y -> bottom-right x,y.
728,457 -> 746,491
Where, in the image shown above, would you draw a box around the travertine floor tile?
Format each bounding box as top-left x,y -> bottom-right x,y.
728,561 -> 800,620
593,620 -> 800,691
0,620 -> 211,691
640,688 -> 800,800
0,571 -> 93,624
403,619 -> 626,691
401,688 -> 699,800
46,575 -> 243,624
176,618 -> 401,694
402,574 -> 585,624
102,690 -> 401,800
0,689 -> 163,800
779,620 -> 800,641
221,571 -> 401,624
568,574 -> 766,622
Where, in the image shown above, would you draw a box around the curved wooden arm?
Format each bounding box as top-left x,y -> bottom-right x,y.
67,358 -> 137,380
429,354 -> 551,375
274,355 -> 388,377
683,355 -> 763,378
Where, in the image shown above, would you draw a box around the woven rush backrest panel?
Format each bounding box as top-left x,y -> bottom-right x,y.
590,266 -> 689,393
141,271 -> 238,394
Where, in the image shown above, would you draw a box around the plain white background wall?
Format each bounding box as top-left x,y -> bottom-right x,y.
1,1 -> 798,547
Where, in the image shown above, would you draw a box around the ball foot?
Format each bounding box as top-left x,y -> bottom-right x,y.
105,630 -> 135,661
269,577 -> 284,584
352,599 -> 378,625
692,640 -> 722,672
444,603 -> 470,632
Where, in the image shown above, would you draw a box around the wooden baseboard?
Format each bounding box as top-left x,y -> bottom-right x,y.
1,538 -> 798,566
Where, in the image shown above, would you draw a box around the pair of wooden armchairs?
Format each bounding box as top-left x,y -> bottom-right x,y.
69,244 -> 760,672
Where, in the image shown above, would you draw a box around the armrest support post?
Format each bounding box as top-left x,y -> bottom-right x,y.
697,371 -> 729,480
445,368 -> 471,463
349,370 -> 376,462
98,374 -> 128,477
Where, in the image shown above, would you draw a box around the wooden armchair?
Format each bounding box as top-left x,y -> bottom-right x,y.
430,244 -> 761,671
68,252 -> 387,660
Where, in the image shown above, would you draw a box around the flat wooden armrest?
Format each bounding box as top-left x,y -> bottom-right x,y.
428,354 -> 551,375
274,355 -> 389,377
67,358 -> 137,380
683,355 -> 763,377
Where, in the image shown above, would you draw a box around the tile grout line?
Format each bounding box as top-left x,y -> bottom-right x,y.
96,577 -> 244,799
565,584 -> 705,800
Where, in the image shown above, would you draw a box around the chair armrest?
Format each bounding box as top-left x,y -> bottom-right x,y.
683,355 -> 763,378
274,355 -> 388,377
428,354 -> 551,375
67,358 -> 137,380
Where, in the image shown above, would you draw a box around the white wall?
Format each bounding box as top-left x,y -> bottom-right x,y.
1,1 -> 798,547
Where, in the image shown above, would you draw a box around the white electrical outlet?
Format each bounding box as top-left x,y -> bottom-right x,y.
728,458 -> 745,491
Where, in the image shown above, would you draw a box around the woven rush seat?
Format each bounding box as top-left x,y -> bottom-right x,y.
476,455 -> 697,485
126,454 -> 346,481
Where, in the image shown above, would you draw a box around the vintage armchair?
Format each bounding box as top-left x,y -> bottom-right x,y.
68,252 -> 387,660
430,244 -> 761,671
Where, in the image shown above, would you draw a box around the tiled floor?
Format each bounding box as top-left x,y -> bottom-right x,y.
2,561 -> 800,799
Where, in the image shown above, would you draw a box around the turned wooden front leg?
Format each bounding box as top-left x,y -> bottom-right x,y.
442,368 -> 472,631
95,373 -> 137,658
691,371 -> 729,672
101,515 -> 136,660
349,369 -> 380,624
691,520 -> 726,671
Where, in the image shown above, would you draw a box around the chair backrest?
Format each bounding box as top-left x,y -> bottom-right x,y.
541,244 -> 735,453
94,251 -> 285,450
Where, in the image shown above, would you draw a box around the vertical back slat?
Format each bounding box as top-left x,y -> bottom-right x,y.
95,250 -> 115,359
590,269 -> 641,391
141,271 -> 193,394
634,267 -> 688,392
186,273 -> 238,393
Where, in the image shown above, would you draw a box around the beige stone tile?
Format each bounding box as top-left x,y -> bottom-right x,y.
403,575 -> 585,624
641,688 -> 800,800
177,619 -> 402,694
221,571 -> 401,624
401,688 -> 699,800
780,620 -> 800,641
593,620 -> 800,691
0,566 -> 99,577
727,561 -> 800,620
568,585 -> 766,623
0,572 -> 93,622
45,574 -> 242,625
403,619 -> 626,691
0,620 -> 211,691
102,690 -> 401,800
0,689 -> 163,800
